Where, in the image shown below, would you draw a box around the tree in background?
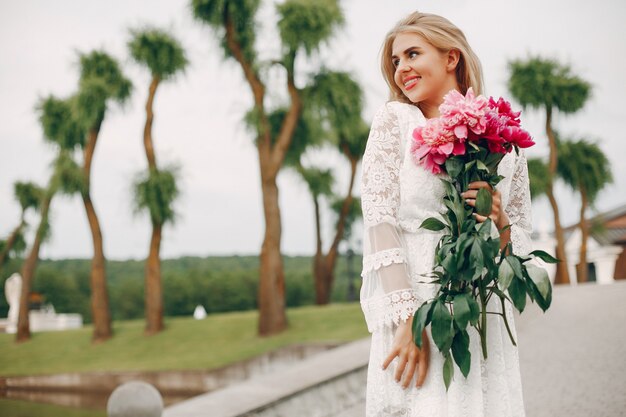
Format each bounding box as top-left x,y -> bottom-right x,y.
526,136 -> 613,284
192,0 -> 345,335
128,27 -> 187,335
526,157 -> 550,200
74,50 -> 132,342
508,57 -> 591,285
557,138 -> 612,283
0,182 -> 42,271
299,71 -> 368,304
16,97 -> 86,342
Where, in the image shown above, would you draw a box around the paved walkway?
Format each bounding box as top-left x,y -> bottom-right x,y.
164,280 -> 626,416
340,280 -> 626,417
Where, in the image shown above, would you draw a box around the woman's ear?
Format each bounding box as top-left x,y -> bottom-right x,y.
446,49 -> 461,72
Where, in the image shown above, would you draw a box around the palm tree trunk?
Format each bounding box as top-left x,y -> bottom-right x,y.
16,196 -> 52,343
258,175 -> 288,336
316,154 -> 358,305
224,14 -> 300,336
577,187 -> 589,283
83,127 -> 112,342
312,195 -> 327,305
143,76 -> 164,335
545,106 -> 570,285
144,77 -> 159,169
145,223 -> 163,334
0,217 -> 25,267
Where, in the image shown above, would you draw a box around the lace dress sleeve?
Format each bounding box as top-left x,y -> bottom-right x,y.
360,103 -> 424,333
505,149 -> 533,256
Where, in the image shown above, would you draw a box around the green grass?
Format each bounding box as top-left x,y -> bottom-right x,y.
0,302 -> 368,377
0,399 -> 106,417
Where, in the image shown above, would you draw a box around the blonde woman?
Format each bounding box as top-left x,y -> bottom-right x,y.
360,11 -> 530,416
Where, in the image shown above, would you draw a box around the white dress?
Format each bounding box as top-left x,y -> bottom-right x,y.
359,101 -> 531,417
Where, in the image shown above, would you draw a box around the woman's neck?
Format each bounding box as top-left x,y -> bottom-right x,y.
420,84 -> 462,119
419,101 -> 441,119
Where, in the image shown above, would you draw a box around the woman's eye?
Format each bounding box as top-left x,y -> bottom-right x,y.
409,51 -> 419,59
392,58 -> 400,67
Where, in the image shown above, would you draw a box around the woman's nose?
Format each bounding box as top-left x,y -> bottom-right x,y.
397,59 -> 410,72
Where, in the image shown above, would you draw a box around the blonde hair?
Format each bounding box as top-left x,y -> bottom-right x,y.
380,12 -> 484,104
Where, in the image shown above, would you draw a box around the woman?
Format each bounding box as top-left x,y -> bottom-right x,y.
360,11 -> 531,416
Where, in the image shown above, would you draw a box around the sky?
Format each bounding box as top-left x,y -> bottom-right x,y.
1,0 -> 625,260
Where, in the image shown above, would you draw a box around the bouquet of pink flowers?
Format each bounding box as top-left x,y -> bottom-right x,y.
409,88 -> 556,390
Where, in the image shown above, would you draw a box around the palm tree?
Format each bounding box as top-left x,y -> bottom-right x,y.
508,57 -> 591,285
526,157 -> 550,200
303,71 -> 368,304
16,97 -> 86,343
192,0 -> 344,335
0,182 -> 43,270
128,27 -> 187,335
75,50 -> 132,342
557,139 -> 613,283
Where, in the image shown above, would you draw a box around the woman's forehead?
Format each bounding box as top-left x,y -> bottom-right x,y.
391,32 -> 428,56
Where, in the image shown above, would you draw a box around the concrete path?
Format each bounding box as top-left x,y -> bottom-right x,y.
164,280 -> 626,416
339,280 -> 626,417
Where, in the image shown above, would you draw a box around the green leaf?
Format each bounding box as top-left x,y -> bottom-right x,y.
490,175 -> 505,188
529,250 -> 559,264
468,141 -> 480,151
412,301 -> 434,348
470,240 -> 484,271
440,179 -> 457,198
451,330 -> 471,378
467,296 -> 480,325
524,272 -> 551,312
508,276 -> 527,313
419,217 -> 447,231
441,252 -> 457,274
475,187 -> 492,216
452,293 -> 472,330
431,300 -> 454,352
525,264 -> 552,301
498,258 -> 515,291
476,159 -> 489,172
445,157 -> 464,179
477,217 -> 492,236
443,352 -> 454,391
505,255 -> 524,278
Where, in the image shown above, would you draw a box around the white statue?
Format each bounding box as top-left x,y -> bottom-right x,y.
193,304 -> 207,320
5,273 -> 22,334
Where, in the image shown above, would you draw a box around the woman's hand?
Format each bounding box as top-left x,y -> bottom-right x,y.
382,317 -> 430,389
461,181 -> 507,228
462,180 -> 512,251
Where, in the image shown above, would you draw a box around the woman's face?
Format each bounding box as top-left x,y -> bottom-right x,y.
391,32 -> 459,108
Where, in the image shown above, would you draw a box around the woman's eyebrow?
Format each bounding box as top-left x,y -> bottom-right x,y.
391,46 -> 422,59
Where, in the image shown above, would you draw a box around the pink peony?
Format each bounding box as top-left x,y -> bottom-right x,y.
501,125 -> 535,148
484,96 -> 534,150
440,87 -> 489,140
412,118 -> 465,174
488,97 -> 521,126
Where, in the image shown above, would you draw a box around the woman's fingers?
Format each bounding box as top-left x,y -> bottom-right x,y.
401,353 -> 418,388
467,181 -> 492,190
382,348 -> 398,370
461,189 -> 478,199
394,354 -> 409,382
416,348 -> 429,387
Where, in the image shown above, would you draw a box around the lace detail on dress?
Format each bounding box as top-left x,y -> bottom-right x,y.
504,150 -> 532,256
361,288 -> 423,333
361,103 -> 403,227
362,247 -> 407,276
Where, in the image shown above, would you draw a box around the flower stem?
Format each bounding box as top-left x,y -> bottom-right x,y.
479,281 -> 488,360
499,295 -> 517,346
